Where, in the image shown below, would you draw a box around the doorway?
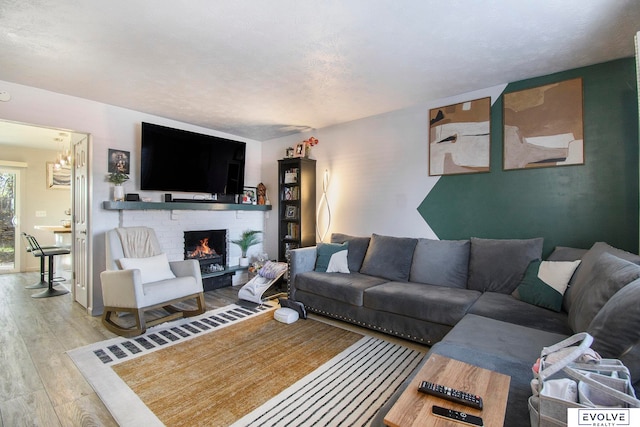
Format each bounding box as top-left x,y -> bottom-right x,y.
0,164 -> 22,273
0,120 -> 91,308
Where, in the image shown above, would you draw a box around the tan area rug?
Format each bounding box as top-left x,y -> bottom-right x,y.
68,304 -> 424,426
114,309 -> 361,426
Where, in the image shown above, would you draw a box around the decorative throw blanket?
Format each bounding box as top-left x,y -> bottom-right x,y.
258,261 -> 288,279
116,227 -> 161,258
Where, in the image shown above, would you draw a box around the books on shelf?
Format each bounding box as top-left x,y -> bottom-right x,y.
285,223 -> 300,240
283,186 -> 299,201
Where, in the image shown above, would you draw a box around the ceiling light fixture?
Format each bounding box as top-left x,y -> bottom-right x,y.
53,133 -> 71,170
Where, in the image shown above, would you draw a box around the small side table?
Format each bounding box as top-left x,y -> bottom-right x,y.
384,354 -> 510,427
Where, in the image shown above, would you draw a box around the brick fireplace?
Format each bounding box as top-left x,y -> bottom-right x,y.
184,229 -> 231,290
117,209 -> 265,287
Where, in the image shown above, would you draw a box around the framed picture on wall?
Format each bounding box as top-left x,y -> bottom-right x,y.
108,149 -> 130,174
503,77 -> 584,170
46,162 -> 71,190
428,97 -> 491,176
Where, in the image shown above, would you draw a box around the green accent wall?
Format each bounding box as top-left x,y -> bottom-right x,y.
418,58 -> 639,256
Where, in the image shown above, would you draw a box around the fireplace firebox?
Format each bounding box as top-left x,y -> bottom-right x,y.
184,229 -> 231,291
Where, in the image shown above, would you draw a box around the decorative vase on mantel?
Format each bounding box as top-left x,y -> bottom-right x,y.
107,171 -> 129,202
113,184 -> 125,202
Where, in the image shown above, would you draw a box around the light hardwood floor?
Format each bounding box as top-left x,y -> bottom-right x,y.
0,272 -> 249,427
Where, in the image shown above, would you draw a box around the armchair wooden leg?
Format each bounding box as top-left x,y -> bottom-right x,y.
102,307 -> 146,337
163,292 -> 206,317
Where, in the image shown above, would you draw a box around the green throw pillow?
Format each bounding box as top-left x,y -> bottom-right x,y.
315,242 -> 349,272
512,259 -> 581,312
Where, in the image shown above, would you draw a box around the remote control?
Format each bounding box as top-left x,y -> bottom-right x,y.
432,405 -> 484,426
418,381 -> 483,410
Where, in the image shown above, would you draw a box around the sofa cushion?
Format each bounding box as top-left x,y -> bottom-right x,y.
409,239 -> 470,288
512,259 -> 581,312
314,242 -> 348,272
440,314 -> 569,365
294,271 -> 386,306
363,281 -> 481,326
360,234 -> 418,282
588,278 -> 640,388
568,252 -> 640,332
467,292 -> 572,335
331,233 -> 370,272
563,242 -> 640,312
430,314 -> 570,427
467,237 -> 543,294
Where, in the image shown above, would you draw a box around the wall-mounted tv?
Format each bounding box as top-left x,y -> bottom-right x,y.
141,122 -> 246,195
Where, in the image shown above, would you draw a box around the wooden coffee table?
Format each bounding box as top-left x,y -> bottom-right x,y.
384,354 -> 510,427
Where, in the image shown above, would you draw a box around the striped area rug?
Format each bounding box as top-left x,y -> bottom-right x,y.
233,335 -> 423,427
68,304 -> 424,426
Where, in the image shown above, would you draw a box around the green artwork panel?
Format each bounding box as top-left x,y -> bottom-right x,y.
418,58 -> 639,256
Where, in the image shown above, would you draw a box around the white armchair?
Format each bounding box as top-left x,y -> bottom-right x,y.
100,227 -> 206,337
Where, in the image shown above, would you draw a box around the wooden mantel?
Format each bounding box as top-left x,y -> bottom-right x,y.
102,201 -> 272,212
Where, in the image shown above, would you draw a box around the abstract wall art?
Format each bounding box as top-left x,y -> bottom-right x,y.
503,78 -> 584,170
429,97 -> 491,176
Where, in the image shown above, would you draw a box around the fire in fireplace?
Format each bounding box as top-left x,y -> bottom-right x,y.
184,229 -> 227,273
187,237 -> 217,259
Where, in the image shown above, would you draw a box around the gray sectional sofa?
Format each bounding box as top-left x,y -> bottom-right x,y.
288,233 -> 640,426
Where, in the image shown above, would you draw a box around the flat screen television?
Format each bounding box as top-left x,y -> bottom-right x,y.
141,122 -> 246,195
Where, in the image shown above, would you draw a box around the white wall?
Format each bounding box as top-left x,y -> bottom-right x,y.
1,145 -> 71,271
261,85 -> 507,259
1,77 -> 505,313
0,79 -> 263,315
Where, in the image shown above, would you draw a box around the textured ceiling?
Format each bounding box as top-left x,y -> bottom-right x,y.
0,0 -> 639,142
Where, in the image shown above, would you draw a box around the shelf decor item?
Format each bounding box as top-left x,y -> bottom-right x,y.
242,187 -> 256,204
231,229 -> 262,267
303,136 -> 319,158
107,171 -> 129,201
429,97 -> 491,176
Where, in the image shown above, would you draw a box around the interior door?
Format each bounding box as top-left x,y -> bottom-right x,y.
73,136 -> 89,307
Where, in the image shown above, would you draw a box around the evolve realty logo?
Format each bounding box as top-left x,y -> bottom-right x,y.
568,409 -> 634,427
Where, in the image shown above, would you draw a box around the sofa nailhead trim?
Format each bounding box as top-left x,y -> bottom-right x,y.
305,305 -> 431,345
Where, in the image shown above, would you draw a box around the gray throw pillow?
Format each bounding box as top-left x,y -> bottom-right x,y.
467,237 -> 543,294
568,252 -> 640,332
331,233 -> 370,272
360,234 -> 418,282
547,246 -> 588,262
588,278 -> 640,385
563,242 -> 640,313
409,239 -> 470,288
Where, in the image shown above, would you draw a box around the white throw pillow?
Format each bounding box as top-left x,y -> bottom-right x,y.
326,250 -> 350,273
538,260 -> 582,294
119,253 -> 176,284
